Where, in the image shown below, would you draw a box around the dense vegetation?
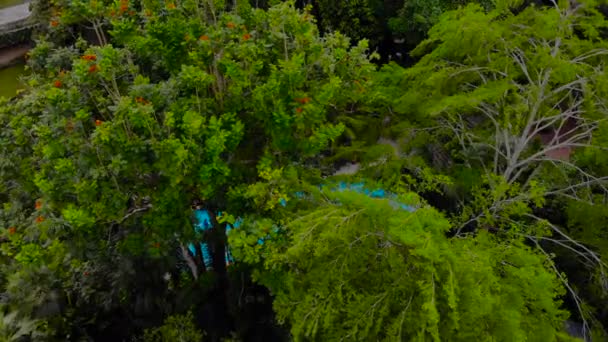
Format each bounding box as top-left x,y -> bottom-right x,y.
1,0 -> 607,341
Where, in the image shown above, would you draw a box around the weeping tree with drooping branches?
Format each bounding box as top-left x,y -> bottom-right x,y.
375,0 -> 608,338
238,189 -> 573,341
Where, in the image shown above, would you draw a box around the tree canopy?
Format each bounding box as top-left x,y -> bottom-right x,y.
252,190 -> 569,341
0,0 -> 607,341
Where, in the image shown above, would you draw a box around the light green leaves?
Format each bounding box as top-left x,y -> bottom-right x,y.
178,65 -> 213,91
256,190 -> 567,341
62,205 -> 96,231
181,110 -> 206,136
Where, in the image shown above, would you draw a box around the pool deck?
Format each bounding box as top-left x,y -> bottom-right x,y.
0,44 -> 27,67
0,2 -> 31,67
0,2 -> 30,31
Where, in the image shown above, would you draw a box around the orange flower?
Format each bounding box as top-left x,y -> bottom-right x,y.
95,119 -> 103,126
81,54 -> 97,61
110,9 -> 116,17
88,64 -> 99,73
53,80 -> 62,88
50,20 -> 59,27
66,120 -> 74,132
226,22 -> 235,29
296,97 -> 311,104
136,96 -> 144,103
8,227 -> 16,235
35,200 -> 42,210
36,216 -> 45,223
296,107 -> 303,114
167,3 -> 176,9
199,35 -> 209,41
242,33 -> 251,41
119,0 -> 128,13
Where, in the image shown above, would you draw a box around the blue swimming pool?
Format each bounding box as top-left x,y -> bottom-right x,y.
188,182 -> 417,268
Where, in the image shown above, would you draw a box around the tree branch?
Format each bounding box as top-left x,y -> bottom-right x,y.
119,204 -> 152,224
180,244 -> 199,280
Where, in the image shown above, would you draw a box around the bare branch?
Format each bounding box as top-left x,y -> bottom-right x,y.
180,244 -> 199,280
534,239 -> 591,340
544,177 -> 608,199
572,49 -> 608,63
503,67 -> 553,180
512,48 -> 534,84
525,213 -> 608,274
119,204 -> 153,224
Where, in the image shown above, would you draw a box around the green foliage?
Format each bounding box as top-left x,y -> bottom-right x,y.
313,0 -> 385,47
255,190 -> 568,341
377,0 -> 608,336
0,0 -> 382,339
376,0 -> 608,220
564,198 -> 608,321
0,310 -> 44,342
566,198 -> 608,258
1,0 -> 604,340
388,0 -> 494,47
143,311 -> 204,342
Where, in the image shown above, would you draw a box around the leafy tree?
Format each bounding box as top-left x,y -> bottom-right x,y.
142,311 -> 204,342
246,189 -> 570,341
311,0 -> 386,47
388,0 -> 493,47
376,0 -> 608,337
0,0 -> 381,339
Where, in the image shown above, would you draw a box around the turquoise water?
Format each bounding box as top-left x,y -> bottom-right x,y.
0,63 -> 25,99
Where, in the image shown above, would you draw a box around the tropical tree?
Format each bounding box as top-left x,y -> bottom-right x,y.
141,311 -> 204,342
0,1 -> 382,339
311,0 -> 385,47
244,189 -> 571,341
387,0 -> 494,47
375,0 -> 608,338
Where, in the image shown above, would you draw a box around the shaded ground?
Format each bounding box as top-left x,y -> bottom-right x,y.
0,44 -> 27,65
